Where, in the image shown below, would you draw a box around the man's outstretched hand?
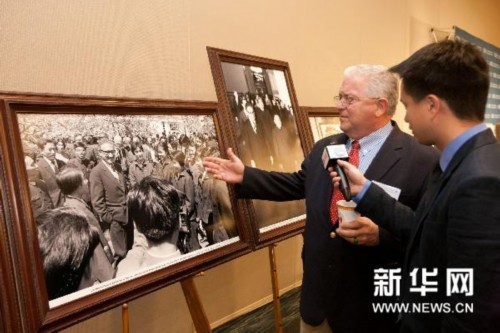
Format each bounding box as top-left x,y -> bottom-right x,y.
202,148 -> 245,184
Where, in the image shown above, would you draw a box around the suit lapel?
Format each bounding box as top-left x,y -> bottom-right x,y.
440,129 -> 496,182
39,158 -> 56,176
403,164 -> 445,266
100,162 -> 124,191
365,122 -> 404,180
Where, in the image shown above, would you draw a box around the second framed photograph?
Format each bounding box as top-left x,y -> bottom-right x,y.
301,106 -> 341,143
207,47 -> 311,247
0,94 -> 252,332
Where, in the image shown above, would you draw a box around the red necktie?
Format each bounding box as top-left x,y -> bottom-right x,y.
329,140 -> 360,224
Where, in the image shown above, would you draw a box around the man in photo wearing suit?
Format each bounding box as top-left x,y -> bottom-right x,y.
36,139 -> 64,207
204,65 -> 439,333
334,40 -> 500,332
239,101 -> 273,169
90,139 -> 133,263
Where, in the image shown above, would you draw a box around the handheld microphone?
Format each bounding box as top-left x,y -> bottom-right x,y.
322,144 -> 352,201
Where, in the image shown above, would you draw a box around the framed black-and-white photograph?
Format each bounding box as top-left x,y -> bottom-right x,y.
0,94 -> 252,332
302,106 -> 341,142
207,47 -> 311,247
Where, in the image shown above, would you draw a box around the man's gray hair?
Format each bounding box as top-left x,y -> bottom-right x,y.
344,64 -> 399,116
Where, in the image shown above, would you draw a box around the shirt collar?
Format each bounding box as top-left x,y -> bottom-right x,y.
348,121 -> 393,154
440,123 -> 488,172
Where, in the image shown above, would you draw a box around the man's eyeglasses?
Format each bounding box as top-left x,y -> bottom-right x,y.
100,150 -> 115,155
333,94 -> 380,106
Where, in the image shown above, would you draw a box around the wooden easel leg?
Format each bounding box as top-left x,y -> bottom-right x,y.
269,244 -> 284,333
181,276 -> 212,333
122,303 -> 129,333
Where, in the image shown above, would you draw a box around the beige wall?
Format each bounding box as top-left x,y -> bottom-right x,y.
1,1 -> 499,332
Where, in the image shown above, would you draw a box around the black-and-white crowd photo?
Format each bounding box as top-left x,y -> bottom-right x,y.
18,112 -> 237,301
221,62 -> 306,229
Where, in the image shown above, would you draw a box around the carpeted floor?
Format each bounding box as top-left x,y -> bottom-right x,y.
213,287 -> 301,333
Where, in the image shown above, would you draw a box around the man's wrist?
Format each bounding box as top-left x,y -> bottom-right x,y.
353,180 -> 372,203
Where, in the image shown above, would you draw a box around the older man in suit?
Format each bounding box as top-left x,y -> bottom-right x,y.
335,40 -> 500,332
90,139 -> 133,263
204,65 -> 439,333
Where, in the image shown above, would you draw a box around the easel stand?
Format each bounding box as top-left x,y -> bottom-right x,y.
119,246 -> 285,333
120,276 -> 211,333
181,276 -> 212,333
268,244 -> 284,333
122,303 -> 129,333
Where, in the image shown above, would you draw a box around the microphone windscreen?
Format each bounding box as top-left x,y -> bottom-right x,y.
322,144 -> 348,169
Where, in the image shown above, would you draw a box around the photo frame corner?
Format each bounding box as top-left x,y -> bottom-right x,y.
301,106 -> 341,143
0,93 -> 254,332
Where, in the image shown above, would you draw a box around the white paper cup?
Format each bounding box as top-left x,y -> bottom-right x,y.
337,200 -> 360,223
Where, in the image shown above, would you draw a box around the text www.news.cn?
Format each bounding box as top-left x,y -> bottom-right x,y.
372,302 -> 473,314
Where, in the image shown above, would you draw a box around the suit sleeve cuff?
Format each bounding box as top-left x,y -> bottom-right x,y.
353,180 -> 372,203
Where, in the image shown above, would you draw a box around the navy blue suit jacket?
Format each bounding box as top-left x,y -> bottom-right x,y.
237,122 -> 439,333
357,129 -> 500,332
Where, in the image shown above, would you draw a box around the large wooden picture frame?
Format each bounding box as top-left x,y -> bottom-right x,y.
0,93 -> 252,332
301,106 -> 341,142
207,47 -> 311,247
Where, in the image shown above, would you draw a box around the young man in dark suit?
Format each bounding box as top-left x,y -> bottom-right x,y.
36,139 -> 65,207
334,40 -> 500,332
89,139 -> 133,263
204,65 -> 439,333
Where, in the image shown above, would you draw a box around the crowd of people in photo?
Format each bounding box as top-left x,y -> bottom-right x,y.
21,89 -> 304,299
22,124 -> 234,300
227,91 -> 303,171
